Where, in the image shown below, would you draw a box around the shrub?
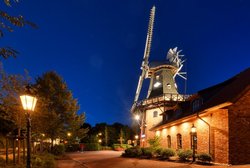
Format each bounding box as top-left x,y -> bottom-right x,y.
141,147 -> 153,159
155,147 -> 163,156
102,146 -> 112,150
177,149 -> 192,161
197,153 -> 212,162
121,144 -> 132,149
122,146 -> 142,157
65,144 -> 80,152
148,136 -> 161,150
160,148 -> 175,160
113,144 -> 132,150
32,153 -> 55,168
51,144 -> 65,156
84,143 -> 101,151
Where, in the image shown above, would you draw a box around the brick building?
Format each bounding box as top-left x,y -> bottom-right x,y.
136,68 -> 250,164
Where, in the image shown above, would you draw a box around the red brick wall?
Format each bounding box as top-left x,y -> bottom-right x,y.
210,109 -> 229,164
228,89 -> 250,165
152,109 -> 229,164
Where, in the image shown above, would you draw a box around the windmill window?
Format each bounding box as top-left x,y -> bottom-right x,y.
177,133 -> 182,149
167,83 -> 171,89
153,111 -> 158,118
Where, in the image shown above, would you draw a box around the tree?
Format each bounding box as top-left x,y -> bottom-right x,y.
0,64 -> 29,136
0,0 -> 37,59
33,71 -> 87,146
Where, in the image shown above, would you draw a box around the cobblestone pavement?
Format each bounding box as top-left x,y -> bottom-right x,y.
56,151 -> 250,168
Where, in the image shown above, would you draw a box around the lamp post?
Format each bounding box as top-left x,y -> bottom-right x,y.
191,124 -> 197,162
20,88 -> 37,168
134,113 -> 146,147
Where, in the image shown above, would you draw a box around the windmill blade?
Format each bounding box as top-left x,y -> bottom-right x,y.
142,6 -> 155,68
133,6 -> 156,104
134,70 -> 145,103
177,73 -> 187,80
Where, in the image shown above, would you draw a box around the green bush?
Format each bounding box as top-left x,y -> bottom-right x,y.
122,146 -> 142,157
160,148 -> 175,160
102,146 -> 112,150
197,153 -> 212,162
177,149 -> 192,161
51,144 -> 65,156
32,153 -> 55,168
84,143 -> 101,151
113,144 -> 132,150
121,144 -> 132,149
155,147 -> 163,156
141,147 -> 153,159
65,144 -> 80,152
148,136 -> 161,149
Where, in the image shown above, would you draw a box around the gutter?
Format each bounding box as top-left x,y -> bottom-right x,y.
196,112 -> 211,154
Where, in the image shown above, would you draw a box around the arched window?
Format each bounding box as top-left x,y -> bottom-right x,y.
177,133 -> 182,149
153,111 -> 158,118
167,135 -> 171,148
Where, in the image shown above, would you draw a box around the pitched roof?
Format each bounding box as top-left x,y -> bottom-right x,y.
152,67 -> 250,130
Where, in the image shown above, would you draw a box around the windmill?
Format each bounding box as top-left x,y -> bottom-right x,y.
167,47 -> 187,80
133,6 -> 156,108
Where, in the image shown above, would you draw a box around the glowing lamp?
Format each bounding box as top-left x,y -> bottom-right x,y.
20,95 -> 37,111
191,124 -> 196,133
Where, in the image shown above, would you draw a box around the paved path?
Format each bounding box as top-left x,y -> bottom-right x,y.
56,151 -> 250,168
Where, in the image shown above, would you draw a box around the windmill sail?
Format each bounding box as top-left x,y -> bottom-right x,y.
133,6 -> 156,104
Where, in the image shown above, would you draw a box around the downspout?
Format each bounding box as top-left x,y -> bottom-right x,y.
196,112 -> 211,154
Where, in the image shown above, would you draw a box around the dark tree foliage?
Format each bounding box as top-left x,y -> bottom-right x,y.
33,71 -> 88,146
0,64 -> 29,136
0,0 -> 37,59
83,122 -> 135,146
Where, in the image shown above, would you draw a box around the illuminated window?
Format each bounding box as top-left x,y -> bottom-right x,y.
153,111 -> 158,118
167,135 -> 171,148
177,133 -> 182,149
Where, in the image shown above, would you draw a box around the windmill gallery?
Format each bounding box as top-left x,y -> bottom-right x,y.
131,6 -> 250,165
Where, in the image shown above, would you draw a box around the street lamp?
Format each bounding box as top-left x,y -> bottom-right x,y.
20,88 -> 37,168
191,124 -> 197,162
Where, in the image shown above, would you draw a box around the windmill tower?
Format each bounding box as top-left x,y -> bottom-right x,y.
132,6 -> 188,146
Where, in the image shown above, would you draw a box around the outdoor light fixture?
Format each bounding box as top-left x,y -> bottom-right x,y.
191,124 -> 197,134
135,114 -> 140,120
153,81 -> 161,88
67,132 -> 72,137
98,139 -> 102,143
20,86 -> 37,168
135,135 -> 139,139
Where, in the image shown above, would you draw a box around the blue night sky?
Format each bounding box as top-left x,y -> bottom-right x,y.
1,0 -> 250,126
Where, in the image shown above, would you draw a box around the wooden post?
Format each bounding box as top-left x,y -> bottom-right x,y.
17,128 -> 20,164
5,137 -> 8,164
23,139 -> 25,164
13,138 -> 15,164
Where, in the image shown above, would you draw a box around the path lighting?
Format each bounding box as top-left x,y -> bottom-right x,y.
191,124 -> 197,162
20,86 -> 37,168
67,132 -> 72,137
